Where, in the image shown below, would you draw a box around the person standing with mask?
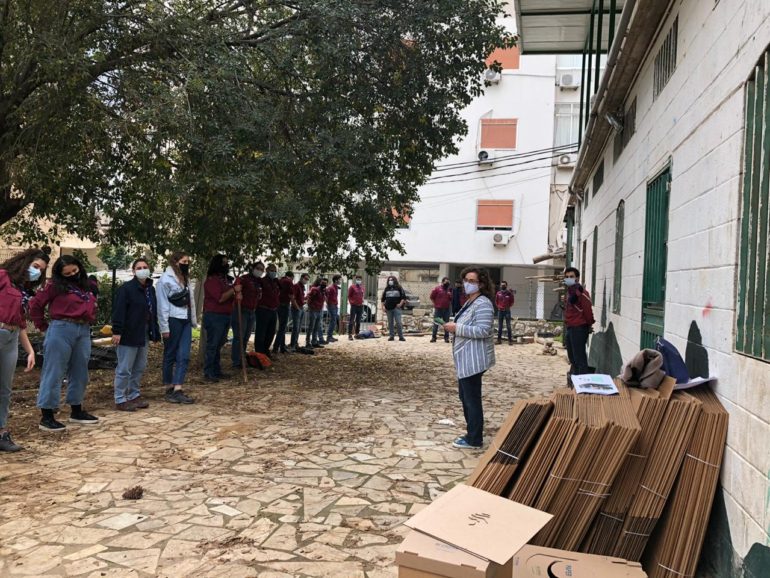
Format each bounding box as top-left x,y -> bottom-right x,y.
290,273 -> 310,350
254,263 -> 280,357
381,275 -> 406,342
429,277 -> 453,343
273,271 -> 295,354
562,267 -> 594,376
443,267 -> 495,450
314,277 -> 330,345
0,248 -> 50,450
306,278 -> 326,348
157,252 -> 197,403
495,281 -> 515,345
203,255 -> 239,382
325,275 -> 341,343
30,255 -> 99,432
111,258 -> 160,411
451,279 -> 467,316
347,275 -> 365,340
231,263 -> 261,369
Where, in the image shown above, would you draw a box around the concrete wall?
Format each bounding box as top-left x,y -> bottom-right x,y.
573,1 -> 770,574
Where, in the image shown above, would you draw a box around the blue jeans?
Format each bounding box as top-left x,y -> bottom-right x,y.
273,304 -> 290,352
0,328 -> 20,428
37,320 -> 91,410
497,310 -> 512,341
326,305 -> 339,340
306,310 -> 322,345
231,308 -> 256,367
386,308 -> 403,338
432,307 -> 451,340
459,372 -> 484,446
348,305 -> 363,335
114,343 -> 148,404
290,308 -> 304,348
203,312 -> 231,378
565,324 -> 591,375
254,307 -> 277,354
163,317 -> 192,386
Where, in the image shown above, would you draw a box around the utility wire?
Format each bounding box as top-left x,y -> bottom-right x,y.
427,150 -> 576,182
431,143 -> 578,171
424,162 -> 556,184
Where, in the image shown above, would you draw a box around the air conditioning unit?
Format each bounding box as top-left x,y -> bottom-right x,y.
493,233 -> 510,246
558,73 -> 581,90
477,149 -> 495,165
556,153 -> 577,167
484,68 -> 502,84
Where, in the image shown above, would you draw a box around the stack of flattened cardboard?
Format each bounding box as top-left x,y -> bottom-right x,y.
512,545 -> 647,578
644,386 -> 729,578
467,398 -> 553,495
582,379 -> 675,555
613,391 -> 703,561
508,389 -> 575,506
531,383 -> 641,549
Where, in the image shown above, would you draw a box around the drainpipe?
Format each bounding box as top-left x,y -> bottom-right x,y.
574,0 -> 638,184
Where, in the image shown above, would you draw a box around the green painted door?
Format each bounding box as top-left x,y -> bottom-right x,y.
641,167 -> 671,349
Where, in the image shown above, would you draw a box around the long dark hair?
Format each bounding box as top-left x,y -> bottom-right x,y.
386,275 -> 402,290
167,251 -> 189,283
0,248 -> 51,288
52,255 -> 89,294
207,254 -> 228,277
460,266 -> 495,301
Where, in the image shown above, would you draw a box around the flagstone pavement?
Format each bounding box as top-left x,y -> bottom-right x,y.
1,338 -> 567,577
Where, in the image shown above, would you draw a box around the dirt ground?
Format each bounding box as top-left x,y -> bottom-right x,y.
1,335 -> 568,577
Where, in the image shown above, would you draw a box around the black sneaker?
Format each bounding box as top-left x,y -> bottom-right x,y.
399,337 -> 406,342
165,390 -> 195,404
388,337 -> 395,341
0,431 -> 23,452
328,337 -> 338,343
348,335 -> 354,341
430,338 -> 437,343
40,415 -> 67,432
311,343 -> 324,348
69,410 -> 100,425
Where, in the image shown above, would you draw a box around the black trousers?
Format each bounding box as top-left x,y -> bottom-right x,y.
565,324 -> 590,375
458,372 -> 484,446
254,307 -> 277,355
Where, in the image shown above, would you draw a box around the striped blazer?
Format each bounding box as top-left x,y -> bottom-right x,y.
452,294 -> 496,379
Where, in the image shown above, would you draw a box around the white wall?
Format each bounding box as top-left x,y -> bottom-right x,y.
576,0 -> 770,560
388,50 -> 557,267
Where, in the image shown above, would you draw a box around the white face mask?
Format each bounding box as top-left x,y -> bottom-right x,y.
564,277 -> 577,287
464,282 -> 479,295
355,279 -> 362,285
135,269 -> 151,280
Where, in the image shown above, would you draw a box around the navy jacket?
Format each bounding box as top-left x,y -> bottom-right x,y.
112,278 -> 161,347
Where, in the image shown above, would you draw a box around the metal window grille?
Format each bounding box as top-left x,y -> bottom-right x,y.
613,200 -> 625,314
653,18 -> 678,100
736,50 -> 770,361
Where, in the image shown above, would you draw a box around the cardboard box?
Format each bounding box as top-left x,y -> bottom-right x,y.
397,484 -> 553,578
511,545 -> 647,578
397,531 -> 513,578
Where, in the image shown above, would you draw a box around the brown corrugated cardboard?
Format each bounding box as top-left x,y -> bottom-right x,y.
404,484 -> 553,565
512,545 -> 647,578
397,531 -> 513,578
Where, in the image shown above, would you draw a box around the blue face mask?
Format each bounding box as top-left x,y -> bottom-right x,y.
27,266 -> 41,282
268,271 -> 277,279
564,278 -> 577,287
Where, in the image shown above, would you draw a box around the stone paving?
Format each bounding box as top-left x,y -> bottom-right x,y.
1,337 -> 567,577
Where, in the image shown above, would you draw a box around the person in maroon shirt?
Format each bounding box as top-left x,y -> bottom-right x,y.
561,267 -> 595,376
0,248 -> 50,451
202,255 -> 240,382
289,273 -> 310,350
255,263 -> 280,356
30,255 -> 99,432
347,274 -> 365,340
325,275 -> 341,343
231,263 -> 261,369
495,281 -> 515,345
272,271 -> 296,354
306,278 -> 326,348
429,277 -> 453,343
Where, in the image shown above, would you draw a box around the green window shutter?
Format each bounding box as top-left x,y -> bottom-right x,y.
736,50 -> 770,361
613,201 -> 625,314
641,167 -> 671,349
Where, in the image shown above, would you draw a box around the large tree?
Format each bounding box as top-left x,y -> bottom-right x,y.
1,0 -> 514,270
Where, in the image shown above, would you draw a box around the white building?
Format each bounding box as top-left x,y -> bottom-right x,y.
516,0 -> 770,576
384,16 -> 579,320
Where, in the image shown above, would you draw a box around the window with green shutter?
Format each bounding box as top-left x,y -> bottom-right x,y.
736,49 -> 770,362
613,200 -> 625,314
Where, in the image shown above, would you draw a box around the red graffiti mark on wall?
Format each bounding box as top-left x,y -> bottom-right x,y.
702,300 -> 713,317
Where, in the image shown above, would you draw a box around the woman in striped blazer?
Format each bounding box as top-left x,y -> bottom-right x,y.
443,267 -> 496,450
